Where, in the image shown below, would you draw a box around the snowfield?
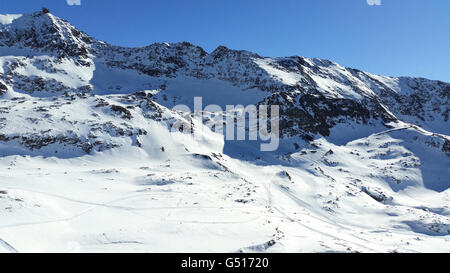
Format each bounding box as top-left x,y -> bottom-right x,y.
0,93 -> 448,253
0,10 -> 449,253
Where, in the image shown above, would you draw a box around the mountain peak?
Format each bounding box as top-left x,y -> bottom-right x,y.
0,10 -> 92,61
209,45 -> 262,62
41,7 -> 51,14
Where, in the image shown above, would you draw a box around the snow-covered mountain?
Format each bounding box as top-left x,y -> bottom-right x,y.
0,10 -> 449,253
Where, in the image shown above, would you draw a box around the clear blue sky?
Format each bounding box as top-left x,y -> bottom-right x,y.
1,0 -> 449,82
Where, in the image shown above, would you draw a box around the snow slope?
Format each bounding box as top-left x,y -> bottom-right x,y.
0,120 -> 448,252
0,10 -> 449,253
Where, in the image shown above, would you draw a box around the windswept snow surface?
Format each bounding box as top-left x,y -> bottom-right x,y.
0,10 -> 449,253
0,14 -> 22,25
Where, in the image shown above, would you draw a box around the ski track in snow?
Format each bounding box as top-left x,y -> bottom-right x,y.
0,238 -> 18,253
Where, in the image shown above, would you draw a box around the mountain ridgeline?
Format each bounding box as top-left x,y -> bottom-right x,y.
0,10 -> 448,155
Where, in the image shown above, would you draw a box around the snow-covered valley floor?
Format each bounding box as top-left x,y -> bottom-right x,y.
1,126 -> 449,253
